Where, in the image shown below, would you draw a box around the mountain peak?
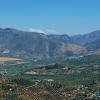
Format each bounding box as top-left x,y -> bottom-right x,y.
4,28 -> 21,32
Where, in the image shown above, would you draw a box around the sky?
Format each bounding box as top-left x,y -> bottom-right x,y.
0,0 -> 100,35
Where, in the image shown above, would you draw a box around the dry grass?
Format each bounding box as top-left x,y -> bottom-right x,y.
0,57 -> 21,62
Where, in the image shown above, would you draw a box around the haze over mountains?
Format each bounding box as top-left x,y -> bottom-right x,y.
0,28 -> 100,60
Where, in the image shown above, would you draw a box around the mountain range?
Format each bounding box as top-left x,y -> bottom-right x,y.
0,28 -> 100,60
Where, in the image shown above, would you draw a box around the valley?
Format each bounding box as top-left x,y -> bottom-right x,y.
0,0 -> 100,99
0,54 -> 100,100
0,28 -> 100,100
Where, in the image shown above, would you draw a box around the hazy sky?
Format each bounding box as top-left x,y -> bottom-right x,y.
0,0 -> 100,35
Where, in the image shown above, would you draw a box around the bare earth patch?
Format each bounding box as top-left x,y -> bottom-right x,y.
0,57 -> 21,62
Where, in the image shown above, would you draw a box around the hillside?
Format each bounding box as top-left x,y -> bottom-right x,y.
0,28 -> 100,61
0,28 -> 86,60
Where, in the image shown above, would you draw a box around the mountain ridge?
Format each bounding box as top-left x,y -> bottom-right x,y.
0,28 -> 100,60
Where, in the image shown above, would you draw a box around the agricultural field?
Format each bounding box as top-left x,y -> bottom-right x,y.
0,54 -> 100,100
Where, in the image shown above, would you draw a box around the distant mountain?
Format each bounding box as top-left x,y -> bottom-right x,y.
71,30 -> 100,45
0,28 -> 86,60
0,28 -> 100,61
47,34 -> 71,43
0,28 -> 49,59
84,39 -> 100,51
71,30 -> 100,52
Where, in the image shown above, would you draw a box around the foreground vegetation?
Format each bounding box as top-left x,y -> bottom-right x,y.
0,54 -> 100,100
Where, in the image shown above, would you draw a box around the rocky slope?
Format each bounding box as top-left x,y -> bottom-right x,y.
0,28 -> 86,60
